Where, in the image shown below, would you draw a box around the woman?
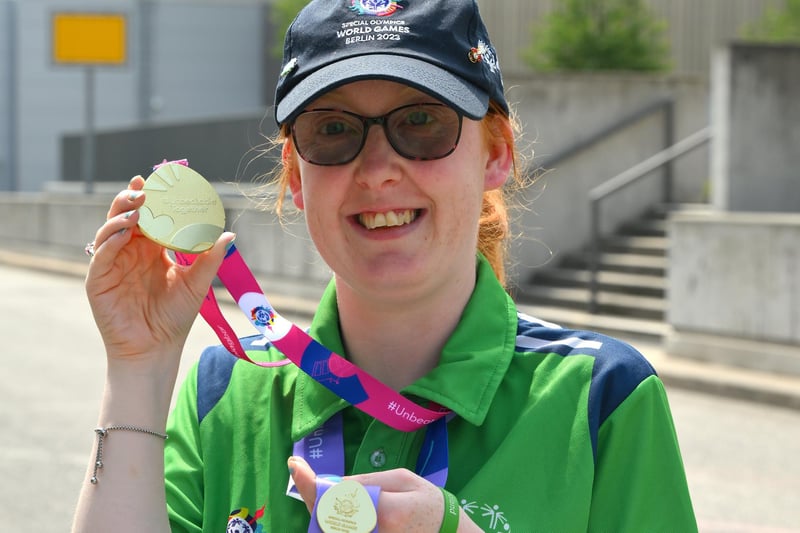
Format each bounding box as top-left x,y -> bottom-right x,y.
73,1 -> 696,531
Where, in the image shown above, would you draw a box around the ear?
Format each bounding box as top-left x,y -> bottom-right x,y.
283,141 -> 305,210
483,118 -> 514,191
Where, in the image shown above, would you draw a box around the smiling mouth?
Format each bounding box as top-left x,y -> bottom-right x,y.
358,209 -> 420,229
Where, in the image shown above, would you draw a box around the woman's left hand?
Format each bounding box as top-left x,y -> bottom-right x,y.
288,456 -> 479,532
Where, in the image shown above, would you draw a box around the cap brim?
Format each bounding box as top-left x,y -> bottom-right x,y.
275,54 -> 489,124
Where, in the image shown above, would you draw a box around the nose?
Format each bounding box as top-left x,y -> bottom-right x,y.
353,120 -> 400,188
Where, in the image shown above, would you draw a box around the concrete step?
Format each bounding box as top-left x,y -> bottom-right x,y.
521,203 -> 715,341
530,268 -> 665,295
564,251 -> 667,275
516,303 -> 669,343
520,285 -> 665,320
650,202 -> 712,217
618,217 -> 668,237
601,235 -> 668,256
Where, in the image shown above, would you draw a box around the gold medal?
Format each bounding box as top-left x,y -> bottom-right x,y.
316,480 -> 377,533
137,163 -> 225,253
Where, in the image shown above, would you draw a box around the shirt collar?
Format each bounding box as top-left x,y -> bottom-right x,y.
290,255 -> 517,439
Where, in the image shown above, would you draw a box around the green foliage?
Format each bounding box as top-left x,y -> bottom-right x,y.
270,0 -> 309,58
741,0 -> 800,43
523,0 -> 670,72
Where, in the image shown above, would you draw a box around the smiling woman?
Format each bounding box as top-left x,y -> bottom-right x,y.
73,1 -> 697,532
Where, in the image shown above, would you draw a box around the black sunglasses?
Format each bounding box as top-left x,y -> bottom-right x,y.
290,103 -> 463,166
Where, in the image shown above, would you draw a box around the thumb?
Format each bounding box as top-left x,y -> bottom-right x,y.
288,456 -> 318,513
183,232 -> 236,293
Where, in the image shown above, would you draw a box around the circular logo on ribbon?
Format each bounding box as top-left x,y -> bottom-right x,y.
251,305 -> 276,329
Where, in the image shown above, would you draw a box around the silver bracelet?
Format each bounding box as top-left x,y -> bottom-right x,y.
91,425 -> 168,484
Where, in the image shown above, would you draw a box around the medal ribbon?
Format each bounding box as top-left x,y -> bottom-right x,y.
176,244 -> 451,432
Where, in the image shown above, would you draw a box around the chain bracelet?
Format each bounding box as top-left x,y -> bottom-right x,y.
90,425 -> 168,484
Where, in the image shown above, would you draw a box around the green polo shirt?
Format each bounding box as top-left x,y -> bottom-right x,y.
165,256 -> 696,532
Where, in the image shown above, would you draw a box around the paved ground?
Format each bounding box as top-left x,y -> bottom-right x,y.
1,253 -> 799,531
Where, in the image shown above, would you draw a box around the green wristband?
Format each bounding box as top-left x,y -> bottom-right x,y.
439,487 -> 460,533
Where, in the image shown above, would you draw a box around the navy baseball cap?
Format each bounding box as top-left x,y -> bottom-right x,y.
274,0 -> 508,125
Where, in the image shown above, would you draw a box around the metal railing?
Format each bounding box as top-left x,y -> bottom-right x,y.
587,127 -> 713,313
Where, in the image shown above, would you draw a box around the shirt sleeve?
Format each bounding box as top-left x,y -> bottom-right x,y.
164,361 -> 204,533
589,375 -> 698,532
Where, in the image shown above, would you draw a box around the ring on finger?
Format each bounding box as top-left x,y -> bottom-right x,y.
85,241 -> 96,258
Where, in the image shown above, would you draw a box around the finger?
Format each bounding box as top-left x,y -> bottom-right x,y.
106,178 -> 146,220
86,224 -> 136,283
90,209 -> 142,259
288,456 -> 318,513
128,174 -> 145,190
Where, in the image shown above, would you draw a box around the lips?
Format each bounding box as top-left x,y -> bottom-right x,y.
358,209 -> 419,229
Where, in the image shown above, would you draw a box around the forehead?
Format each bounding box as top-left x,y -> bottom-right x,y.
308,80 -> 444,113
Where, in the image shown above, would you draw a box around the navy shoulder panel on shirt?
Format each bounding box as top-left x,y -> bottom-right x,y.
196,335 -> 268,424
515,312 -> 657,458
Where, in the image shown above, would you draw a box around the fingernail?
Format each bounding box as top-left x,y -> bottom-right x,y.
117,228 -> 128,236
128,190 -> 144,201
123,210 -> 137,220
287,457 -> 296,475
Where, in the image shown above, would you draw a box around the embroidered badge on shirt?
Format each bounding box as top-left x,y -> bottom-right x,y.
227,505 -> 266,533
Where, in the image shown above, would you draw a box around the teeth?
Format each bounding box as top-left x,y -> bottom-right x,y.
359,210 -> 417,229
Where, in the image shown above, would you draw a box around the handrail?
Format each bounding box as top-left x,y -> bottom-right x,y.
587,127 -> 713,313
536,98 -> 674,171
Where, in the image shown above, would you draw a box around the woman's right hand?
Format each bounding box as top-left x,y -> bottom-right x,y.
85,175 -> 235,373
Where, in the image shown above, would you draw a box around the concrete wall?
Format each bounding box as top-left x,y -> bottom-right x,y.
711,44 -> 800,212
667,212 -> 800,373
0,189 -> 331,287
669,44 -> 800,375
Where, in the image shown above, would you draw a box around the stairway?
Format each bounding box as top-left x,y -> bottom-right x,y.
514,204 -> 700,343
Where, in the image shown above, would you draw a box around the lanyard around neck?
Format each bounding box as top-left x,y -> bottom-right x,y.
176,244 -> 451,432
292,411 -> 449,488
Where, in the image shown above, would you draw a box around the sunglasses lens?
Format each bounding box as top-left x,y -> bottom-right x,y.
292,111 -> 364,165
292,104 -> 462,165
387,105 -> 461,161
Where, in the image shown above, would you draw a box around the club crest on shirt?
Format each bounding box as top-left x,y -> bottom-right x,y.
226,505 -> 265,533
349,0 -> 405,17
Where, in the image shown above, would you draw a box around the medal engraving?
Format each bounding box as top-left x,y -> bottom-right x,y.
317,480 -> 377,533
138,163 -> 225,253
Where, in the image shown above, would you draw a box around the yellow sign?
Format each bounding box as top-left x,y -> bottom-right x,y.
52,13 -> 127,65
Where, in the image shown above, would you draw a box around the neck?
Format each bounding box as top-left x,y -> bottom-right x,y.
335,272 -> 476,391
